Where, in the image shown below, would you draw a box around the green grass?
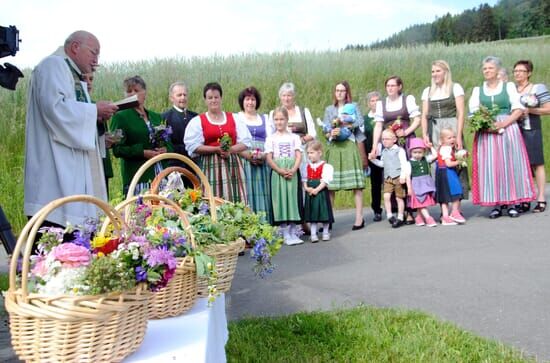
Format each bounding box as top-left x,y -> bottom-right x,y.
226,306 -> 534,363
0,272 -> 7,291
1,36 -> 549,234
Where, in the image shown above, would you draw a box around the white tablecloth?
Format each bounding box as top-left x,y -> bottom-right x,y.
125,294 -> 228,363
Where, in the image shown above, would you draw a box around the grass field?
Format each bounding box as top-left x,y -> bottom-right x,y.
1,36 -> 549,234
226,306 -> 534,362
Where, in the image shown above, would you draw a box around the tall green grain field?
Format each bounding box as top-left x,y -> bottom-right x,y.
1,37 -> 548,234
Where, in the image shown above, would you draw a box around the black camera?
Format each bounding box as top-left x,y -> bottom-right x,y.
0,25 -> 23,90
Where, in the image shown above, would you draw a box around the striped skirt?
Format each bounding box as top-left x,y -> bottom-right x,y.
471,117 -> 535,206
241,153 -> 272,223
325,140 -> 365,191
199,154 -> 248,204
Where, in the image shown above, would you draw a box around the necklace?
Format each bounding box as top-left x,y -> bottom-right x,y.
517,82 -> 532,94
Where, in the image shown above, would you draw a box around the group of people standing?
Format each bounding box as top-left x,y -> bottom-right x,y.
23,29 -> 549,246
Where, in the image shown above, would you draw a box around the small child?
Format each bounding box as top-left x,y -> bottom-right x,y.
406,138 -> 438,227
265,106 -> 304,245
302,140 -> 335,242
435,127 -> 466,225
324,103 -> 356,142
369,129 -> 410,228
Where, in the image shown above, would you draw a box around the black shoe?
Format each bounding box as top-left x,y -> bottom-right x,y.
489,208 -> 502,219
392,219 -> 404,228
352,220 -> 365,231
507,207 -> 520,218
373,213 -> 382,222
388,216 -> 396,225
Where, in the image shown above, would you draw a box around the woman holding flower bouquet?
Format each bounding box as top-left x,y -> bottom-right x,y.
111,75 -> 173,195
236,86 -> 273,222
184,82 -> 252,203
468,56 -> 535,218
369,76 -> 421,224
513,60 -> 550,213
322,81 -> 367,230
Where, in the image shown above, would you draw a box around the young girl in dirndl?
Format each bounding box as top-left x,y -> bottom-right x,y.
435,128 -> 466,226
265,107 -> 304,246
405,138 -> 437,227
302,140 -> 334,242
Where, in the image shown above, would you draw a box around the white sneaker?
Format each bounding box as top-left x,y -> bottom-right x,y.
311,235 -> 319,243
285,236 -> 303,246
322,233 -> 331,241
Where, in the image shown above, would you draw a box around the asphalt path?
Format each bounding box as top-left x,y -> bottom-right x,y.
227,186 -> 550,362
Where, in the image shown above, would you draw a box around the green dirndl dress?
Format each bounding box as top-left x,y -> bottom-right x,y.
271,157 -> 303,224
304,179 -> 334,223
324,139 -> 365,190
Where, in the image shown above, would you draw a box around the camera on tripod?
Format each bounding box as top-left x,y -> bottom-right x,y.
0,25 -> 24,90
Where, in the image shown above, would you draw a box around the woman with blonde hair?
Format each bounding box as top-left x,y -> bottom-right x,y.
420,60 -> 466,151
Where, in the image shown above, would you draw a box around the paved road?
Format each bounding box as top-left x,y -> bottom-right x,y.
1,187 -> 548,362
227,186 -> 550,362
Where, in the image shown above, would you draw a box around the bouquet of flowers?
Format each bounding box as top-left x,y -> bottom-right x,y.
218,132 -> 232,151
520,94 -> 539,108
163,188 -> 283,277
388,117 -> 406,146
150,121 -> 173,148
28,216 -> 178,296
455,149 -> 468,168
469,104 -> 504,134
250,148 -> 263,161
323,117 -> 352,142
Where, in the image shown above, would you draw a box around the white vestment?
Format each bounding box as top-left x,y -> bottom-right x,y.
24,49 -> 107,226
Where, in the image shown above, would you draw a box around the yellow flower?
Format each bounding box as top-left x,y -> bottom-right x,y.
91,235 -> 109,248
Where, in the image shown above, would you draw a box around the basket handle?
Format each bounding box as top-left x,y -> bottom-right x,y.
100,193 -> 196,249
9,195 -> 125,299
150,166 -> 201,191
126,153 -> 216,221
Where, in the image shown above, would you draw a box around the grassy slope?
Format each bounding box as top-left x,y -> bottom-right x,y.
0,36 -> 548,233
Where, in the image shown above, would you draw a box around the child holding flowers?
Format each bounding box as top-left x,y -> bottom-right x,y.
435,127 -> 466,225
301,140 -> 334,242
265,107 -> 303,245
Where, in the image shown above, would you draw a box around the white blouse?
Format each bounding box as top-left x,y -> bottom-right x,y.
235,112 -> 272,140
264,132 -> 302,159
184,113 -> 252,157
374,94 -> 421,122
468,81 -> 524,113
421,83 -> 465,101
300,161 -> 334,185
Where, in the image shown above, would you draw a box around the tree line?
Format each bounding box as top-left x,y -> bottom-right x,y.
345,0 -> 549,50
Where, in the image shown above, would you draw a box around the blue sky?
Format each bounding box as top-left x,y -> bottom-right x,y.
2,0 -> 498,68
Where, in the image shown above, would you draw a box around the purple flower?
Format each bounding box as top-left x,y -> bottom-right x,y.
175,236 -> 187,246
198,202 -> 209,215
145,246 -> 177,269
135,266 -> 147,282
72,230 -> 91,249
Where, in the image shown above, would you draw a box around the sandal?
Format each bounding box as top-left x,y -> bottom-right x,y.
507,207 -> 520,218
489,208 -> 502,219
533,201 -> 547,213
521,202 -> 531,213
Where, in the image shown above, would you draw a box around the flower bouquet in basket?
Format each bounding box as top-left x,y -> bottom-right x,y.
469,104 -> 504,134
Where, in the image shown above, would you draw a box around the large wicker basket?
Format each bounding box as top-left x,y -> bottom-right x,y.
105,194 -> 198,319
5,195 -> 149,363
131,153 -> 245,296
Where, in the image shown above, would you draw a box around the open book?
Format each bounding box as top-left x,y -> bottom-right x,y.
113,94 -> 139,111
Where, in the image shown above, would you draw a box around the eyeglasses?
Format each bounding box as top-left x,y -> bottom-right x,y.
80,43 -> 100,58
513,69 -> 528,73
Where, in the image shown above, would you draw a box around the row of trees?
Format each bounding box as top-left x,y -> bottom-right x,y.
346,0 -> 549,50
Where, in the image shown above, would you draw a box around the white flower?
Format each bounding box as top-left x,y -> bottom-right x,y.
37,266 -> 87,296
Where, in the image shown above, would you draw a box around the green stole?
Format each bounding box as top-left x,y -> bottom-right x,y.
64,59 -> 88,102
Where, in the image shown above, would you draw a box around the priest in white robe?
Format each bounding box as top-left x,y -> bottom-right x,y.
24,30 -> 118,227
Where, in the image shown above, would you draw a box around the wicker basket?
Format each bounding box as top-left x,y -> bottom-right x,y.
105,194 -> 198,319
5,195 -> 149,363
130,153 -> 245,296
196,238 -> 245,296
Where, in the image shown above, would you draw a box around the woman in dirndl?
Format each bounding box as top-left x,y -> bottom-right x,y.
322,81 -> 367,230
235,86 -> 272,221
468,56 -> 535,218
513,59 -> 550,213
184,82 -> 251,203
369,75 -> 421,224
